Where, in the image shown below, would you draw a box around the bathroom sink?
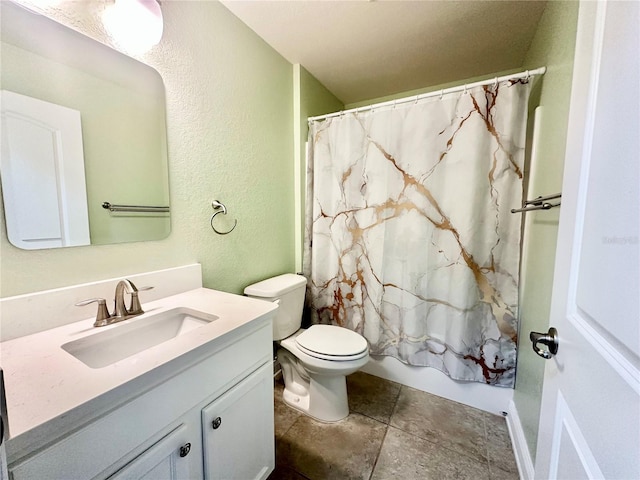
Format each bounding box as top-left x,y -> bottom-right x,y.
62,307 -> 218,368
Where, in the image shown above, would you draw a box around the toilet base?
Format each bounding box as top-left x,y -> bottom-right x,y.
282,373 -> 349,423
278,348 -> 350,423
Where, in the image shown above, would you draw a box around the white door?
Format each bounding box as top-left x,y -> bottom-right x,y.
534,1 -> 639,479
0,90 -> 90,249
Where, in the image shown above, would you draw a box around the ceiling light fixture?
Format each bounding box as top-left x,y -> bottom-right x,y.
103,0 -> 163,54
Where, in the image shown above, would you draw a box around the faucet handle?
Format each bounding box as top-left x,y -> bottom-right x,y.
127,285 -> 154,316
122,280 -> 153,293
75,298 -> 111,327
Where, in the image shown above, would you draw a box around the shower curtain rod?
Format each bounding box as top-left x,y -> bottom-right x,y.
308,66 -> 546,123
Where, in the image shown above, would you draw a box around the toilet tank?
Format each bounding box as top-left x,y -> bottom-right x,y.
244,274 -> 307,340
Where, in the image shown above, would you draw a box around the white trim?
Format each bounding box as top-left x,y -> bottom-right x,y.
293,64 -> 303,273
507,400 -> 535,480
308,67 -> 546,123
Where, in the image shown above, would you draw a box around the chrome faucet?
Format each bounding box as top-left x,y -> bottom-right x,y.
76,279 -> 154,327
114,279 -> 152,318
113,279 -> 134,320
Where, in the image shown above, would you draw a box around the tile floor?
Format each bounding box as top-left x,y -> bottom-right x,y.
269,371 -> 519,480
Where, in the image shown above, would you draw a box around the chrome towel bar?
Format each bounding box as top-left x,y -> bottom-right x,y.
102,202 -> 170,213
511,193 -> 561,214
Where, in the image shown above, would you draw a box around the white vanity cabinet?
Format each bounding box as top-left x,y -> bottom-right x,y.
7,317 -> 275,480
110,362 -> 274,480
202,363 -> 274,480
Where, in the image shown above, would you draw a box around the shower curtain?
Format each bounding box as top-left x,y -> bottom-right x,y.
304,80 -> 531,387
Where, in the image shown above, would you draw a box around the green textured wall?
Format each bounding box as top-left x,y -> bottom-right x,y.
514,0 -> 579,461
297,65 -> 344,131
293,65 -> 343,270
0,1 -> 294,297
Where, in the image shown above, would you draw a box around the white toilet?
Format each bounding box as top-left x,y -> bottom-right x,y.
244,273 -> 369,422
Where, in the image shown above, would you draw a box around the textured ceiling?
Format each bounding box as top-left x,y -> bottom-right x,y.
221,0 -> 547,104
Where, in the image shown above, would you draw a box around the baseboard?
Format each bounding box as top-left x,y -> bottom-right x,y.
506,400 -> 535,480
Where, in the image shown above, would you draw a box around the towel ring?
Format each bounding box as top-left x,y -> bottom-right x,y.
210,200 -> 237,235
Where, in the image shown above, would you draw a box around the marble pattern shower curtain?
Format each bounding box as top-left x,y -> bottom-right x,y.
304,81 -> 531,387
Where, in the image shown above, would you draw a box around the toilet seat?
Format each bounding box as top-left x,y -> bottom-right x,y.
295,325 -> 368,361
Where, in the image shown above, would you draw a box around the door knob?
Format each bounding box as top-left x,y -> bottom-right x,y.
529,327 -> 559,359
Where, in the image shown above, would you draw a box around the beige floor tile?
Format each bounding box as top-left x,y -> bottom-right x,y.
484,412 -> 519,475
276,412 -> 387,480
347,371 -> 402,424
390,385 -> 488,462
271,373 -> 519,480
371,426 -> 490,480
488,466 -> 521,480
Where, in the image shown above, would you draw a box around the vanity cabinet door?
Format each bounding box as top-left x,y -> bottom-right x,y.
202,362 -> 274,480
108,422 -> 201,480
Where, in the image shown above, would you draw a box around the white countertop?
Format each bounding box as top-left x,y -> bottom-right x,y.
0,288 -> 277,446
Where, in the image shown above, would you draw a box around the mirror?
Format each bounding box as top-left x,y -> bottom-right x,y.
0,2 -> 170,250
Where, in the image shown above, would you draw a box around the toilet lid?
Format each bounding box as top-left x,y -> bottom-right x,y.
295,325 -> 368,357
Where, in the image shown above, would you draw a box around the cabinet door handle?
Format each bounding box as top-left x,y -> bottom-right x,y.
212,417 -> 222,429
179,442 -> 191,457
